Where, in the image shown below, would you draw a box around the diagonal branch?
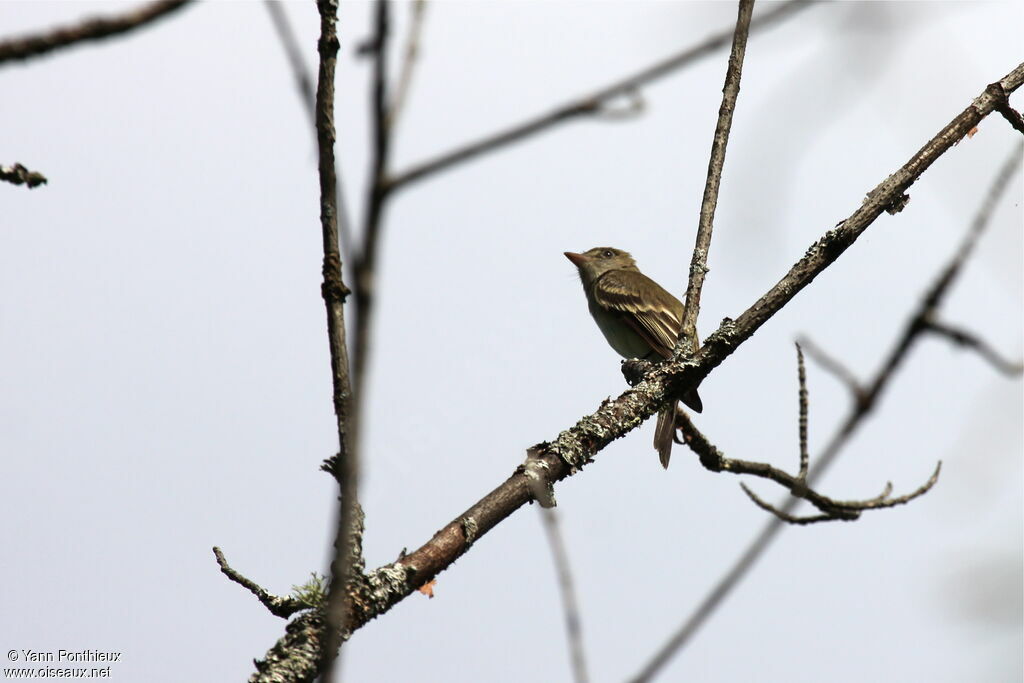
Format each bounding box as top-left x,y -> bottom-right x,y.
213,547 -> 305,619
0,0 -> 192,65
320,62 -> 1024,647
923,319 -> 1024,375
796,335 -> 867,403
628,138 -> 1024,683
680,0 -> 755,347
386,0 -> 815,193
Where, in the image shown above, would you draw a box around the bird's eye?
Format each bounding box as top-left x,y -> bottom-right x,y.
602,250 -> 613,258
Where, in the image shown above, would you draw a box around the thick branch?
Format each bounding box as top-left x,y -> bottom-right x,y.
680,0 -> 755,346
329,63 -> 1024,641
386,0 -> 814,193
0,0 -> 191,65
629,137 -> 1024,683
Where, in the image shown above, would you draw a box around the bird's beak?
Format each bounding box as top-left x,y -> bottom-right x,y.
564,251 -> 588,268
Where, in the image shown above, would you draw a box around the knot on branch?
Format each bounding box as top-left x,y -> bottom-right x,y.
621,359 -> 654,386
321,252 -> 351,303
885,193 -> 911,215
523,446 -> 557,508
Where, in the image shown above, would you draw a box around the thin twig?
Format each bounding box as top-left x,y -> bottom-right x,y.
628,140 -> 1024,683
923,319 -> 1024,375
264,0 -> 355,264
540,508 -> 589,683
680,0 -> 755,347
676,407 -> 940,523
212,547 -> 304,619
0,163 -> 47,188
312,0 -> 360,679
796,335 -> 867,402
386,0 -> 427,130
796,344 -> 809,480
987,81 -> 1024,135
0,0 -> 191,65
386,0 -> 815,193
351,0 -> 392,416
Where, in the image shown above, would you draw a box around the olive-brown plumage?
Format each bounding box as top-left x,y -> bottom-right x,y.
565,247 -> 702,468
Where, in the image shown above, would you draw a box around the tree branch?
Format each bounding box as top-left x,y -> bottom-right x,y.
212,547 -> 305,619
311,0 -> 360,679
386,0 -> 427,130
0,0 -> 192,65
539,508 -> 589,683
351,0 -> 392,415
923,319 -> 1024,375
264,0 -> 356,261
318,62 -> 1024,645
628,138 -> 1024,682
386,0 -> 815,193
680,0 -> 755,347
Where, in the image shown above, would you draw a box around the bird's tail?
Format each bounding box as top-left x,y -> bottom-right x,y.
654,402 -> 677,469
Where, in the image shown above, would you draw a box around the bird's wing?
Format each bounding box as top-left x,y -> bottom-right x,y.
591,269 -> 684,359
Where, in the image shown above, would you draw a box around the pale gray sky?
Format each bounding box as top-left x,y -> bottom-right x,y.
1,2 -> 1021,682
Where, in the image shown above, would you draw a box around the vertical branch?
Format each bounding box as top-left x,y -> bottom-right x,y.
264,0 -> 356,267
352,0 -> 392,410
796,343 -> 809,480
539,509 -> 589,683
679,0 -> 756,347
313,0 -> 359,679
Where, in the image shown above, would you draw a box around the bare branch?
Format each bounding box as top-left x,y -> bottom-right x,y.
264,0 -> 356,265
540,509 -> 589,683
630,134 -> 1024,683
351,0 -> 393,411
923,319 -> 1024,375
987,81 -> 1024,135
796,334 -> 866,402
680,0 -> 755,347
796,343 -> 809,480
212,547 -> 304,619
386,0 -> 427,130
306,63 -> 1024,646
386,0 -> 815,193
0,163 -> 47,188
0,0 -> 191,65
311,0 -> 360,679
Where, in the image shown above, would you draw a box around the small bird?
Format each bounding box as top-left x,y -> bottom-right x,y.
565,247 -> 702,469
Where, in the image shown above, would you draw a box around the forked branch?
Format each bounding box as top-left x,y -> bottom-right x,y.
676,345 -> 941,525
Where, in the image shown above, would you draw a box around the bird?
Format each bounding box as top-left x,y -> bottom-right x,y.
564,247 -> 702,468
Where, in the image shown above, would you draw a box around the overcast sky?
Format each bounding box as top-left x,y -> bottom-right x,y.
2,2 -> 1021,682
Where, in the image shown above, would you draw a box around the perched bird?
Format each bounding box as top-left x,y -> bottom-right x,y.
564,247 -> 702,468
